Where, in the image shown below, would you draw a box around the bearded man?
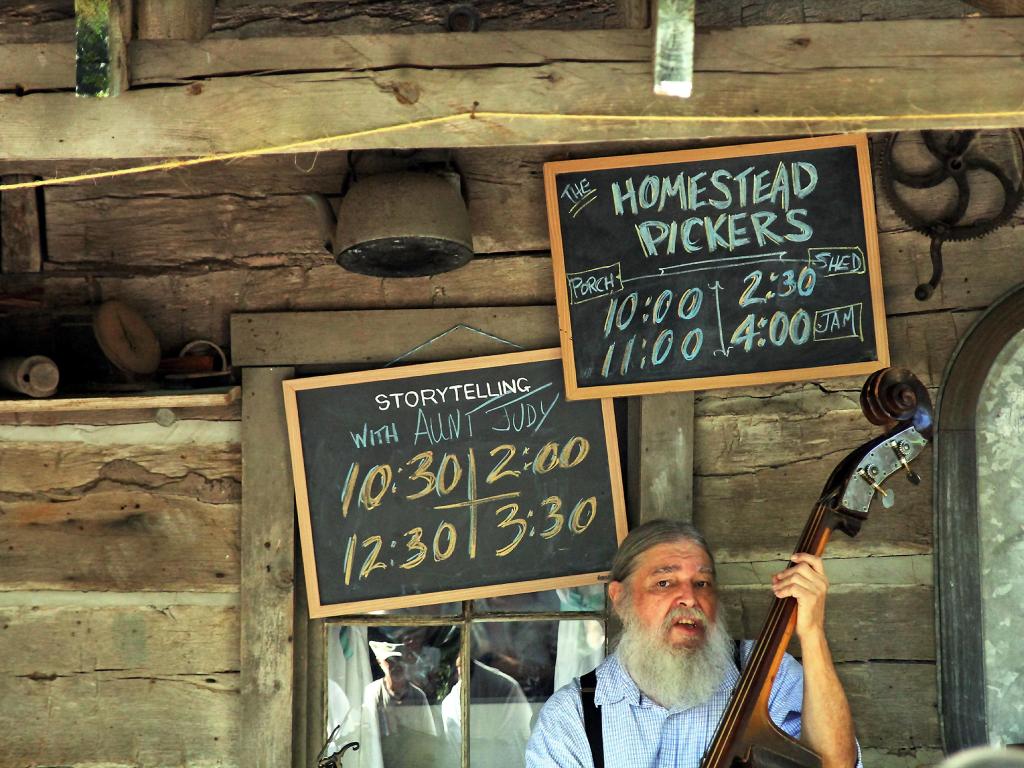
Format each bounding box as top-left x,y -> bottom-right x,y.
525,520 -> 860,768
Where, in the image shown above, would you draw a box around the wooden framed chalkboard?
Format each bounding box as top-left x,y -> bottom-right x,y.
282,348 -> 627,617
544,134 -> 889,399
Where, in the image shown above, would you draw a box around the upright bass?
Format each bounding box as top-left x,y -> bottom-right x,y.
701,367 -> 934,768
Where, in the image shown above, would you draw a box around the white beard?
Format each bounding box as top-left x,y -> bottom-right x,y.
615,602 -> 735,710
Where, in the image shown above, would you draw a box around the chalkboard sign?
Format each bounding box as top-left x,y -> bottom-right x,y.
544,134 -> 889,399
282,349 -> 627,618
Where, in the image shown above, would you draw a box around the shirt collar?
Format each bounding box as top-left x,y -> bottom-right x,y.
593,654 -> 639,706
595,646 -> 742,710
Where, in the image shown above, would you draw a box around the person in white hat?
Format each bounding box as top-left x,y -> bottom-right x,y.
363,640 -> 440,767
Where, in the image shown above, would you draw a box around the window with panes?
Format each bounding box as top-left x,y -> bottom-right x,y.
323,586 -> 607,768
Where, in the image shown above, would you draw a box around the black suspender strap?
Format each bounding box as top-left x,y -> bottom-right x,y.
579,669 -> 604,768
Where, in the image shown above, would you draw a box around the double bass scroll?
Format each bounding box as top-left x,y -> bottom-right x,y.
700,368 -> 934,768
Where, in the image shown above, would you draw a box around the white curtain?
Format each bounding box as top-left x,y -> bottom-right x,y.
327,626 -> 383,768
553,586 -> 606,691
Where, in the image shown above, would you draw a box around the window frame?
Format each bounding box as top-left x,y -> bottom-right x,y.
234,306 -> 694,767
935,282 -> 1024,752
321,597 -> 608,768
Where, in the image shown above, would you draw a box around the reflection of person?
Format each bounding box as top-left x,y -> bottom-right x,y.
472,595 -> 560,699
441,658 -> 532,766
526,520 -> 861,768
363,641 -> 438,766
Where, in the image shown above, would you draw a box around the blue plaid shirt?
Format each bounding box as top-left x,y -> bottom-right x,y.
526,643 -> 862,768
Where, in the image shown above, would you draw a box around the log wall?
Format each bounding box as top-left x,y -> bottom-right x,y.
3,129 -> 998,766
2,3 -> 1022,767
0,408 -> 242,766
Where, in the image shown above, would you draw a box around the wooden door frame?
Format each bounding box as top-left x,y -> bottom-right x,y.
233,306 -> 694,766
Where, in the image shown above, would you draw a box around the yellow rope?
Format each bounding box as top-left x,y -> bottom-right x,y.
2,108 -> 1024,192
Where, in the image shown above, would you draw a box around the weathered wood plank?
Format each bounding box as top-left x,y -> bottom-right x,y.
3,20 -> 1024,160
627,392 -> 695,523
136,0 -> 214,41
0,493 -> 240,591
0,401 -> 240,426
0,2 -> 75,45
696,311 -> 979,406
0,0 -> 998,46
36,198 -> 1024,319
32,139 -> 1024,318
0,439 -> 239,494
1,175 -> 44,273
719,585 -> 935,663
0,41 -> 75,91
0,604 -> 238,676
135,28 -> 648,85
4,255 -> 556,352
2,254 -> 984,376
862,748 -> 944,768
231,306 -> 560,366
839,662 -> 941,748
0,673 -> 238,767
45,192 -> 333,267
717,553 -> 934,589
209,0 -> 624,38
694,454 -> 933,561
695,398 -> 881,475
618,0 -> 651,28
240,366 -> 296,768
0,388 -> 241,413
0,439 -> 240,591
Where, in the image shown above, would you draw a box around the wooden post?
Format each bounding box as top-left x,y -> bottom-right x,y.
0,176 -> 43,273
136,0 -> 215,41
627,392 -> 695,525
75,0 -> 132,97
241,366 -> 296,768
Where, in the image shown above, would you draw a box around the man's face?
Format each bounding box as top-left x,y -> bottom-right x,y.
380,657 -> 408,692
609,539 -> 718,651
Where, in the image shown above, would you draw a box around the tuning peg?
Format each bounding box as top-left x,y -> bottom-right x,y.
858,467 -> 896,508
889,440 -> 921,485
881,487 -> 896,508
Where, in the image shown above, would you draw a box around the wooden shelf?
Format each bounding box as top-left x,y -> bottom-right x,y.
0,386 -> 240,413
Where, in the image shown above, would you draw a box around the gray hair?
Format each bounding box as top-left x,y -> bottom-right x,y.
609,519 -> 715,584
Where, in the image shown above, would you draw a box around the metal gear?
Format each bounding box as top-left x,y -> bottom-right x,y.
878,129 -> 1024,300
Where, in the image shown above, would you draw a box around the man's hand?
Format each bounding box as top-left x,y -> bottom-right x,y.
773,553 -> 859,768
771,553 -> 828,641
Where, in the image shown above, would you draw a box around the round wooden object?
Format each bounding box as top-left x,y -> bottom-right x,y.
93,301 -> 161,375
0,355 -> 60,397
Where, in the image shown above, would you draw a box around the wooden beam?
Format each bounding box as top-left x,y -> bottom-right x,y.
1,19 -> 1022,160
627,392 -> 695,525
74,0 -> 131,97
964,0 -> 1024,12
0,176 -> 42,272
231,307 -> 560,367
136,0 -> 214,41
240,366 -> 296,768
0,436 -> 240,591
617,0 -> 652,28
